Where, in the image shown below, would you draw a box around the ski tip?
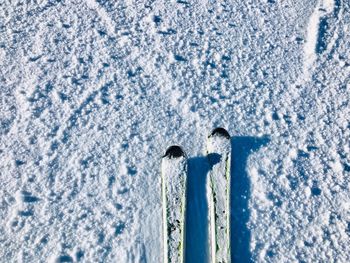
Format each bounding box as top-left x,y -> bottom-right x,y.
163,145 -> 185,159
209,127 -> 230,139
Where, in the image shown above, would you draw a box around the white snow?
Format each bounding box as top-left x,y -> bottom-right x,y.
0,0 -> 350,262
303,0 -> 336,79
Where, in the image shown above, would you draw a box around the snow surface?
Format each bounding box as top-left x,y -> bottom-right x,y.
0,0 -> 349,262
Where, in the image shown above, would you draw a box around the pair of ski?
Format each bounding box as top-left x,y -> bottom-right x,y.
161,128 -> 231,263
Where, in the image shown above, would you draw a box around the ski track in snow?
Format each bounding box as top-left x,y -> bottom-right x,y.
0,0 -> 349,262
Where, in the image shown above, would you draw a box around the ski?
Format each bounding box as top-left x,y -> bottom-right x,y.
207,128 -> 231,263
161,145 -> 188,263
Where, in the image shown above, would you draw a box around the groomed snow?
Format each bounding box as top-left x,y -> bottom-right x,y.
0,0 -> 349,262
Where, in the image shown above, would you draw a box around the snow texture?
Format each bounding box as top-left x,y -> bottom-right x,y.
0,0 -> 350,262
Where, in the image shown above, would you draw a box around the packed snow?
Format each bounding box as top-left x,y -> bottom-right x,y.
0,0 -> 349,262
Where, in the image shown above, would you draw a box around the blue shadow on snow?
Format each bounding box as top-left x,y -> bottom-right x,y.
185,156 -> 210,262
231,136 -> 270,263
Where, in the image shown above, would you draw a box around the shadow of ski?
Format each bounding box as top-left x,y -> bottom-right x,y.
185,156 -> 210,263
231,136 -> 270,263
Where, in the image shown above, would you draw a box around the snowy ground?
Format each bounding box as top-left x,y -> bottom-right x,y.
1,0 -> 350,262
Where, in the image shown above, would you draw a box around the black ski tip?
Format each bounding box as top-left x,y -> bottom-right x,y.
209,127 -> 230,139
163,145 -> 185,158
